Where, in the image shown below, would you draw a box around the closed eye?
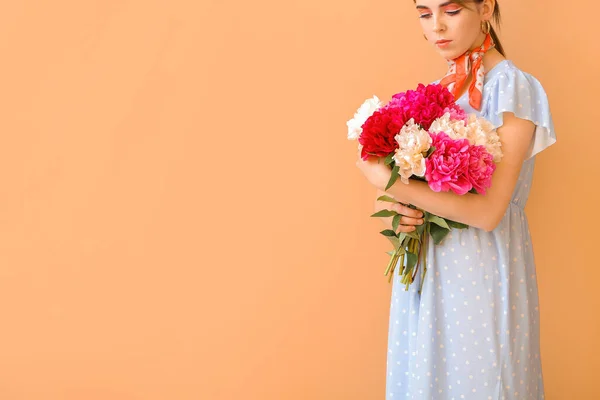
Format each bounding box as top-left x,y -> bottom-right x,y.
419,10 -> 461,19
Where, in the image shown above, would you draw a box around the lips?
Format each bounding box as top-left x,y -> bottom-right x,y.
436,39 -> 452,44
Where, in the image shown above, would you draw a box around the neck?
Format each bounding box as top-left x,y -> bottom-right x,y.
482,48 -> 505,70
448,33 -> 503,67
468,33 -> 488,52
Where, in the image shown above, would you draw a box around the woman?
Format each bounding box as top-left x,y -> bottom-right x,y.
356,0 -> 556,398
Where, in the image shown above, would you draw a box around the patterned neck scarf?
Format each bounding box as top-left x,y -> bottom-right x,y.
439,33 -> 495,110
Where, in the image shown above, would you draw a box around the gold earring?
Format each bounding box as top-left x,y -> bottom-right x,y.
481,20 -> 491,34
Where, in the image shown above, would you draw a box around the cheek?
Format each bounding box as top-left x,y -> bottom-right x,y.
455,19 -> 481,39
418,17 -> 436,31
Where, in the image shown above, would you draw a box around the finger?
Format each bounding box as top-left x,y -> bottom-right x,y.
396,224 -> 416,233
392,203 -> 424,219
399,216 -> 424,226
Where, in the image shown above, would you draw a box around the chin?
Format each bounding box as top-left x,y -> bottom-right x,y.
437,49 -> 458,59
437,47 -> 466,60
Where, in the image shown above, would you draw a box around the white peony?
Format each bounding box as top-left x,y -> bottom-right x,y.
429,112 -> 468,140
393,118 -> 432,184
347,95 -> 383,140
430,113 -> 503,163
465,114 -> 503,162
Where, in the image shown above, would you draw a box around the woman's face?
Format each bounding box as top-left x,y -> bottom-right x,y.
415,0 -> 493,60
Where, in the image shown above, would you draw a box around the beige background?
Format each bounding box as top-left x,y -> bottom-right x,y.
0,0 -> 597,399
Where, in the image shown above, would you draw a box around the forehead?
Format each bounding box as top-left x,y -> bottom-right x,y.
415,0 -> 460,9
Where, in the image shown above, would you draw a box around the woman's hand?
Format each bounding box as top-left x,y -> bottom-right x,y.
389,202 -> 425,232
355,150 -> 423,231
374,189 -> 424,233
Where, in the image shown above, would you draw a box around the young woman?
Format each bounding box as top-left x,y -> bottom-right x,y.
355,0 -> 556,398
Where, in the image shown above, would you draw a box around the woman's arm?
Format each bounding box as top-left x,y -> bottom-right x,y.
387,112 -> 535,231
358,112 -> 536,232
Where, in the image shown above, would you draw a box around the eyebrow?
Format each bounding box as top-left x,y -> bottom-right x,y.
415,1 -> 455,10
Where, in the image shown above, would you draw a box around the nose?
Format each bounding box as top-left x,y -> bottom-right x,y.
432,15 -> 446,33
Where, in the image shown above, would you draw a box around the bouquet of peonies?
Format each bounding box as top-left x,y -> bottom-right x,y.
347,83 -> 502,293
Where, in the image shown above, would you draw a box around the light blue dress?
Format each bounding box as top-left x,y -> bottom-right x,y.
385,60 -> 557,400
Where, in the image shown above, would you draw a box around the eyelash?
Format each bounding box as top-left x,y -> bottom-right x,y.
419,10 -> 461,19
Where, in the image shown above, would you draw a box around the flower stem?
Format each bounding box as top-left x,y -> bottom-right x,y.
399,253 -> 405,275
384,250 -> 398,277
418,225 -> 429,295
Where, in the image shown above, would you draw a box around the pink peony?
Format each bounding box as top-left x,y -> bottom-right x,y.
442,104 -> 468,124
468,145 -> 496,194
425,132 -> 472,195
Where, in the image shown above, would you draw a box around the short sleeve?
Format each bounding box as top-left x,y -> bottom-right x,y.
486,67 -> 557,159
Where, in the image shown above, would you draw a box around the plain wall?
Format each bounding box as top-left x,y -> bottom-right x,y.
0,0 -> 597,399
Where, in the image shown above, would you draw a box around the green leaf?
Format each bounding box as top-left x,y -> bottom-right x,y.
386,236 -> 401,249
447,220 -> 469,229
416,223 -> 426,236
392,214 -> 402,232
428,215 -> 450,229
425,145 -> 437,158
405,230 -> 421,240
380,229 -> 398,237
371,209 -> 398,218
429,223 -> 450,245
384,153 -> 395,165
376,195 -> 397,203
385,165 -> 400,190
406,252 -> 418,269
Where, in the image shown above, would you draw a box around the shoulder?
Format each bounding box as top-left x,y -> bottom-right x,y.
486,60 -> 548,101
484,60 -> 552,120
484,60 -> 557,159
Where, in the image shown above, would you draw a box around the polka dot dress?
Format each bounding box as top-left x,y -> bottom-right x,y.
385,60 -> 557,400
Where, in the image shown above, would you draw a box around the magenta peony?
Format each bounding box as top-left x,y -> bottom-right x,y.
425,132 -> 473,195
390,84 -> 455,130
467,145 -> 496,194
